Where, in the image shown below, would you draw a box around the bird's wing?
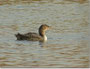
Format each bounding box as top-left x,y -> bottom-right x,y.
24,32 -> 42,41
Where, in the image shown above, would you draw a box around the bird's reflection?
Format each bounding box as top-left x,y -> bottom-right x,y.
39,41 -> 46,47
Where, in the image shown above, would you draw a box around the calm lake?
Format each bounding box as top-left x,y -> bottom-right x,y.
0,0 -> 89,68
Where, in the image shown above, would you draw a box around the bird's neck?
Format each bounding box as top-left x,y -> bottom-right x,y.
44,35 -> 47,41
39,30 -> 47,41
39,28 -> 45,37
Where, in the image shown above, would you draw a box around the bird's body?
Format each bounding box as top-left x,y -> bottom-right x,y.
15,24 -> 50,41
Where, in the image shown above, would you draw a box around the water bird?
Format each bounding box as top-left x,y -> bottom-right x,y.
15,24 -> 50,41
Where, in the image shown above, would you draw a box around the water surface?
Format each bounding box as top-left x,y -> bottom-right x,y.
0,0 -> 89,68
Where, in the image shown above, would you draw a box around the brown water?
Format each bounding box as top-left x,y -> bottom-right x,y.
0,0 -> 89,68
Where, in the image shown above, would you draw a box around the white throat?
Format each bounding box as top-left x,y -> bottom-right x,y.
44,35 -> 47,41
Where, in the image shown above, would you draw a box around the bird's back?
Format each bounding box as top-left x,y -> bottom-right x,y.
15,32 -> 43,41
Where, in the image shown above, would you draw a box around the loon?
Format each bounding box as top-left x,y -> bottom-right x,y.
15,24 -> 50,41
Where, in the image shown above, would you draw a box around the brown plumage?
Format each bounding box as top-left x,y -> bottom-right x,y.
15,24 -> 50,41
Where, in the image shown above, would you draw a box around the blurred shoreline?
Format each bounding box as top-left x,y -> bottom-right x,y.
0,0 -> 88,5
